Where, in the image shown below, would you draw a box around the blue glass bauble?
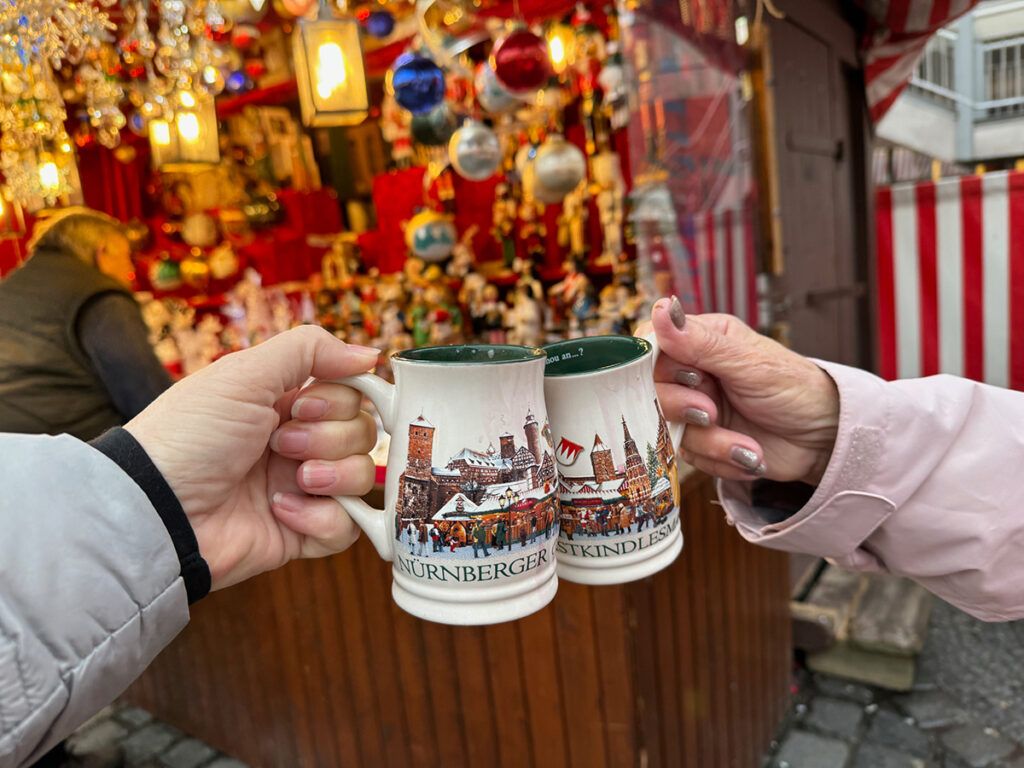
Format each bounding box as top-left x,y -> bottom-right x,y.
226,70 -> 248,93
364,10 -> 395,39
391,53 -> 446,115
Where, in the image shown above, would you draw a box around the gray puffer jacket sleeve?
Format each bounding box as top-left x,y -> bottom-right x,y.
0,434 -> 189,767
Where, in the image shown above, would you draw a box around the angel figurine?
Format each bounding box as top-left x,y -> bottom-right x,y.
505,282 -> 545,347
447,225 -> 479,279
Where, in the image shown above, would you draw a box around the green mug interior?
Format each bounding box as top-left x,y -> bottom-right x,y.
544,335 -> 651,376
394,344 -> 544,364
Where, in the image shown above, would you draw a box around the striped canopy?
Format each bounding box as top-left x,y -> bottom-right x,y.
863,0 -> 979,121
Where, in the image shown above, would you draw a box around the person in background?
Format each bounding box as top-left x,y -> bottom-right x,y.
0,207 -> 172,440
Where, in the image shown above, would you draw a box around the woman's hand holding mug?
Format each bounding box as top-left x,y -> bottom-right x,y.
646,297 -> 841,486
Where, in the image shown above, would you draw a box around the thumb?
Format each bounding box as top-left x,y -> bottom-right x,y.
220,325 -> 379,400
650,297 -> 757,379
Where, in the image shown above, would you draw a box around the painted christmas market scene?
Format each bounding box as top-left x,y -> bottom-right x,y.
393,409 -> 559,561
556,404 -> 678,540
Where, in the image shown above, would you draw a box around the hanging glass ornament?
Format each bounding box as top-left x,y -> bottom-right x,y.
448,120 -> 501,181
474,63 -> 519,115
405,209 -> 457,262
282,0 -> 318,17
201,65 -> 227,95
532,134 -> 586,204
226,70 -> 249,93
490,29 -> 551,94
364,10 -> 395,39
410,103 -> 459,146
415,0 -> 489,76
391,53 -> 446,115
149,257 -> 184,291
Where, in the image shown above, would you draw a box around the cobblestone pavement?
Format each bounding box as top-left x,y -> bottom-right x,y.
765,600 -> 1024,768
63,704 -> 247,768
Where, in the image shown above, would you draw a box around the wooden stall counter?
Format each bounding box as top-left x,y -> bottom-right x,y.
128,471 -> 791,768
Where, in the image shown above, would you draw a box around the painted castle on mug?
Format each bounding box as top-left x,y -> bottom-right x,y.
394,410 -> 559,560
556,402 -> 677,540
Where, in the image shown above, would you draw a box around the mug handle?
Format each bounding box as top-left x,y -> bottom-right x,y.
644,332 -> 686,453
333,373 -> 397,562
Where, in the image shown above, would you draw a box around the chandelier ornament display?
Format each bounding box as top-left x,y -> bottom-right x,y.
0,0 -> 116,72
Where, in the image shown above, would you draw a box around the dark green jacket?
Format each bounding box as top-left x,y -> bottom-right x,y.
0,248 -> 133,439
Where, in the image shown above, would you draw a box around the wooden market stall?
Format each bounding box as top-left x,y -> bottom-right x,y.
127,471 -> 791,768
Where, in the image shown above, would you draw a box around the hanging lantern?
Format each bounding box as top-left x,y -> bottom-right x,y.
448,120 -> 501,181
390,53 -> 446,115
532,134 -> 586,204
491,29 -> 552,94
292,5 -> 370,127
149,97 -> 221,169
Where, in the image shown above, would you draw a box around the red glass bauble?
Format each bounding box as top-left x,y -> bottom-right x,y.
490,29 -> 551,94
244,59 -> 266,79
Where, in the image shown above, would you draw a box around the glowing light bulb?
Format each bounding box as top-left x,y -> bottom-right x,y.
38,161 -> 60,192
546,25 -> 574,73
178,90 -> 197,109
250,0 -> 266,9
176,112 -> 200,143
150,119 -> 171,146
549,37 -> 566,69
316,42 -> 347,100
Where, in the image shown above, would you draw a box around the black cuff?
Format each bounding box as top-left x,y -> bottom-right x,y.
90,427 -> 211,604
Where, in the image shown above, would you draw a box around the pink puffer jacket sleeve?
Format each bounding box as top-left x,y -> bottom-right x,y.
718,362 -> 1024,622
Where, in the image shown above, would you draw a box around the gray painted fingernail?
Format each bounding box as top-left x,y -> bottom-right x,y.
669,295 -> 686,330
731,446 -> 761,471
684,408 -> 711,427
674,370 -> 702,388
749,462 -> 768,477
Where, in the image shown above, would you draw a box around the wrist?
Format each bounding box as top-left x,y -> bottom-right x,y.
799,366 -> 840,487
90,427 -> 211,603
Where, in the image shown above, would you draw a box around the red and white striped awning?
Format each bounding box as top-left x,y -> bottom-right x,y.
875,171 -> 1024,387
862,0 -> 979,121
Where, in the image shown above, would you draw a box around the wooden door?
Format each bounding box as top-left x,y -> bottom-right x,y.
758,0 -> 873,367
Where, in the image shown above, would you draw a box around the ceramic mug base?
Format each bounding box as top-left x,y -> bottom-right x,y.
556,526 -> 684,586
392,567 -> 559,625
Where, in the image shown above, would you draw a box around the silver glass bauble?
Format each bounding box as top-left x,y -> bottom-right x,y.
448,120 -> 501,181
532,134 -> 586,204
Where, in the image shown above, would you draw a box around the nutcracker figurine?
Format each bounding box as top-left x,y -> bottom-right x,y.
549,257 -> 596,337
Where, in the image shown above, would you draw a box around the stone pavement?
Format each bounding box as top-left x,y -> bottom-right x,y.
63,705 -> 247,768
765,600 -> 1024,768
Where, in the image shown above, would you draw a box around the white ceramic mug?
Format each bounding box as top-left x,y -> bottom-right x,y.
337,344 -> 560,625
543,335 -> 684,585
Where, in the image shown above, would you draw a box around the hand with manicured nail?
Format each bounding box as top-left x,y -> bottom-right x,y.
644,297 -> 840,485
125,326 -> 380,590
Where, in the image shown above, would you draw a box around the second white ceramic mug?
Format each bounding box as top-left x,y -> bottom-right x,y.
543,335 -> 684,585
